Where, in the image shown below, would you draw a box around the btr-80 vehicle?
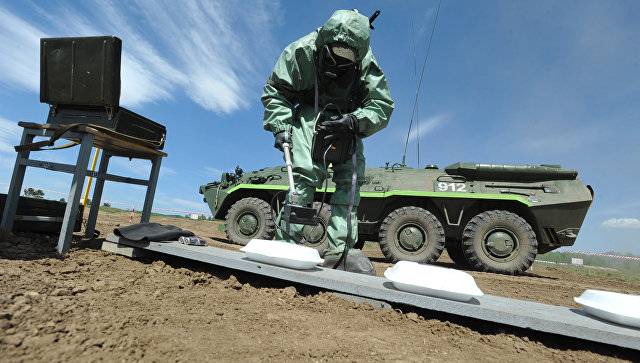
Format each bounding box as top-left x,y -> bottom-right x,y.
199,162 -> 593,275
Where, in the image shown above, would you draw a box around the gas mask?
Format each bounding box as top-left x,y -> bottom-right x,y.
316,43 -> 360,112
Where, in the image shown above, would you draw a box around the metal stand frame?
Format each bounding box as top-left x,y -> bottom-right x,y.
0,126 -> 163,254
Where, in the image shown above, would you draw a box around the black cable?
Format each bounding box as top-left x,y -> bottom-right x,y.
331,133 -> 358,269
274,104 -> 336,244
274,146 -> 332,245
270,190 -> 305,244
270,94 -> 357,267
316,144 -> 333,219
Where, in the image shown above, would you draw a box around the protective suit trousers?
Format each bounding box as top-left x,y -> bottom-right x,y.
275,109 -> 365,257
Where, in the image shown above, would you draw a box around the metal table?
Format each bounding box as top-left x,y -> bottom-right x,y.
0,122 -> 167,254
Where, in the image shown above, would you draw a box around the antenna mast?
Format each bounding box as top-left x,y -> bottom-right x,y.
401,0 -> 442,166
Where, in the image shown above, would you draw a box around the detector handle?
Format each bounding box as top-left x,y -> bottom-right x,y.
282,141 -> 297,205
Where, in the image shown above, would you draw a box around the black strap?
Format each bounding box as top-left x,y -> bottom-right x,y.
14,122 -> 162,153
332,133 -> 359,270
14,123 -> 83,152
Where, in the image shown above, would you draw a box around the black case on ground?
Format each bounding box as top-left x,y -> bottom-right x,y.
46,106 -> 166,150
40,36 -> 122,108
0,194 -> 83,233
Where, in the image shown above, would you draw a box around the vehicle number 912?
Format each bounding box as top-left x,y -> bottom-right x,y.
436,182 -> 467,192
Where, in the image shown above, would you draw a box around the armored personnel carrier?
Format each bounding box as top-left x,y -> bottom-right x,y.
199,162 -> 593,275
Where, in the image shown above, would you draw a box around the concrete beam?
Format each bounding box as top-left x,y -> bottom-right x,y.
104,234 -> 640,351
101,240 -> 148,258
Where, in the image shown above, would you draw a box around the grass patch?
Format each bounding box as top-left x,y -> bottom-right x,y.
537,251 -> 640,277
96,205 -> 201,219
97,205 -> 125,214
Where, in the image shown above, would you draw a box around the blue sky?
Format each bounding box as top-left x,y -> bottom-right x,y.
0,1 -> 638,253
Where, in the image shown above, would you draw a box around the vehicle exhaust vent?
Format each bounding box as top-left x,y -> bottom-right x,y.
544,227 -> 560,245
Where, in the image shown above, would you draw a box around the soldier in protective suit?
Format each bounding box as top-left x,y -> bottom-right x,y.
261,9 -> 394,269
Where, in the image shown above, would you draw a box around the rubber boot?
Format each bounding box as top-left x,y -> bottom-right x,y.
322,249 -> 375,275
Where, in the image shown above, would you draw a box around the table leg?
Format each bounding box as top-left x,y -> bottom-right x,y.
0,129 -> 35,232
84,151 -> 110,238
57,134 -> 94,254
141,155 -> 162,223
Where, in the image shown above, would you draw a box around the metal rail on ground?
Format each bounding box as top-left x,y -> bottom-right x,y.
103,234 -> 640,351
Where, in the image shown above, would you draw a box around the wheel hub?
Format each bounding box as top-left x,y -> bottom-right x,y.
302,223 -> 326,245
397,225 -> 425,251
237,213 -> 258,236
484,230 -> 516,257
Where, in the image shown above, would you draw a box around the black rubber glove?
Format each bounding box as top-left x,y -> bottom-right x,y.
274,131 -> 291,152
318,114 -> 358,135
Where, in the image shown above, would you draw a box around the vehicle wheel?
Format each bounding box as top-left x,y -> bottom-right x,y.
225,197 -> 275,246
379,206 -> 445,263
445,238 -> 469,268
300,202 -> 330,254
462,210 -> 537,275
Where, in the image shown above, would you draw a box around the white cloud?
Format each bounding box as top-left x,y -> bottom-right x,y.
0,7 -> 44,92
0,1 -> 279,113
132,0 -> 277,113
204,166 -> 222,177
65,1 -> 187,107
0,116 -> 22,153
602,218 -> 640,229
406,114 -> 450,143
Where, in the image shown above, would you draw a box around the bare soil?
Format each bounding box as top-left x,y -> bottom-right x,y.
1,210 -> 638,362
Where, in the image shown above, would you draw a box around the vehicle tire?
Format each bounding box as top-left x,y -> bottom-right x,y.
462,210 -> 537,275
300,202 -> 330,254
379,206 -> 445,263
225,197 -> 275,246
445,238 -> 469,268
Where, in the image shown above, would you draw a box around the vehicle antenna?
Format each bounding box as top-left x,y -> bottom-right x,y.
411,20 -> 421,167
401,0 -> 442,166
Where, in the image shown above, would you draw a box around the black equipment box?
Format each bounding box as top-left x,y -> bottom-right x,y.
312,128 -> 354,165
0,194 -> 83,234
47,106 -> 166,150
40,36 -> 122,108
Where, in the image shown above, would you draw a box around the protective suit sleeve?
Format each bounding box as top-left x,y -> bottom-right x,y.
261,40 -> 315,135
351,51 -> 394,138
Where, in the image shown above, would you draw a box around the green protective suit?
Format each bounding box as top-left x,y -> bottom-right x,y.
261,10 -> 394,257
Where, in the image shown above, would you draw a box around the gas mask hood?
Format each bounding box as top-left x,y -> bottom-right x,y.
314,10 -> 370,112
316,10 -> 370,63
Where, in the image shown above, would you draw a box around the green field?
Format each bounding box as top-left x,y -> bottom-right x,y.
97,205 -> 202,219
537,251 -> 640,276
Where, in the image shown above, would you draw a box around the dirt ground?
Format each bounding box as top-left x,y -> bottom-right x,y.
1,210 -> 639,362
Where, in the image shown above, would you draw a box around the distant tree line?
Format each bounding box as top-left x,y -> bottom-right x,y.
24,187 -> 44,199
